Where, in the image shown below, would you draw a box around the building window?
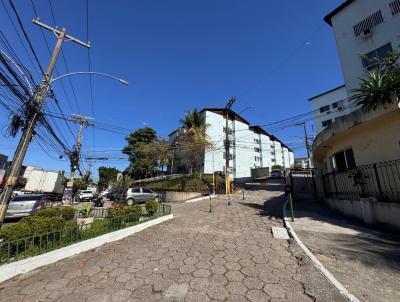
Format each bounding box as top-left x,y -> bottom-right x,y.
321,119 -> 332,127
271,151 -> 275,155
353,10 -> 384,37
331,148 -> 356,172
271,158 -> 275,162
254,147 -> 260,152
254,138 -> 260,144
361,43 -> 393,70
390,0 -> 400,16
332,100 -> 345,111
254,156 -> 260,162
319,105 -> 330,113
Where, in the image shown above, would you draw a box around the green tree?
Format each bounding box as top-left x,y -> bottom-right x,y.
350,51 -> 400,111
177,109 -> 210,174
73,178 -> 88,190
271,165 -> 283,170
122,127 -> 173,179
98,166 -> 120,187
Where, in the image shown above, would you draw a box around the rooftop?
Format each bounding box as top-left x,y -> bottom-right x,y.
308,84 -> 346,101
324,0 -> 355,26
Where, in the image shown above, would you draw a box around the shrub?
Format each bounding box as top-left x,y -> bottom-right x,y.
34,207 -> 60,218
108,204 -> 126,218
59,207 -> 76,221
0,222 -> 30,241
146,199 -> 159,216
126,204 -> 142,221
20,216 -> 65,235
83,219 -> 109,237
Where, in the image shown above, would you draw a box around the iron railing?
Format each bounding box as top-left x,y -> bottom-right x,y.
0,203 -> 171,264
322,159 -> 400,203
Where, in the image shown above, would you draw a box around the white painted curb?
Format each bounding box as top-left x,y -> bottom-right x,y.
0,214 -> 174,283
185,194 -> 218,203
282,200 -> 360,302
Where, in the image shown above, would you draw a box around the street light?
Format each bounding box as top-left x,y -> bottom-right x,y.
50,71 -> 129,85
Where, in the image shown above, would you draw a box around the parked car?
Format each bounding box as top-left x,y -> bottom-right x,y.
270,170 -> 283,179
109,188 -> 126,202
5,194 -> 48,219
125,187 -> 160,205
75,190 -> 95,202
98,189 -> 109,198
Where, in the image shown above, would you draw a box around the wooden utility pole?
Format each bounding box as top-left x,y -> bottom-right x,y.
224,96 -> 236,204
0,19 -> 90,225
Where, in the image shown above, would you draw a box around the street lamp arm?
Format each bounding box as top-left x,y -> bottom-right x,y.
50,71 -> 129,85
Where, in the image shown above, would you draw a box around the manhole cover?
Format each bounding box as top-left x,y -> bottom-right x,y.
272,227 -> 290,240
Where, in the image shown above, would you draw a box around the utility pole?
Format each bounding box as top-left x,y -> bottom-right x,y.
224,96 -> 236,204
69,114 -> 93,178
301,122 -> 312,169
62,114 -> 93,204
0,19 -> 90,224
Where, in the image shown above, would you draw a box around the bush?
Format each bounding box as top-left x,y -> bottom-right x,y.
108,204 -> 126,218
34,207 -> 60,218
59,207 -> 76,221
146,199 -> 159,216
126,204 -> 142,221
0,222 -> 31,241
82,219 -> 109,237
20,216 -> 65,235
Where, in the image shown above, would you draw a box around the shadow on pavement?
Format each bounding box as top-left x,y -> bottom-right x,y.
292,198 -> 400,271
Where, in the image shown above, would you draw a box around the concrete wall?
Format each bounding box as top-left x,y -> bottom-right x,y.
325,197 -> 400,230
313,102 -> 400,171
309,86 -> 350,135
330,0 -> 400,95
158,191 -> 202,203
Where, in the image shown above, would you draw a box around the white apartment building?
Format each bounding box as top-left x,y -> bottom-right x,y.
169,108 -> 294,180
325,0 -> 400,95
308,85 -> 349,135
309,0 -> 400,135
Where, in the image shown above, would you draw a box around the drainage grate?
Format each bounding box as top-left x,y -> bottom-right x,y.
272,227 -> 290,240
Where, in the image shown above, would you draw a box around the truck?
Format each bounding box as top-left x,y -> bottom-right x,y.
23,166 -> 65,201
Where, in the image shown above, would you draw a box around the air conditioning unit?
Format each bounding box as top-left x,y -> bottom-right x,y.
361,28 -> 372,38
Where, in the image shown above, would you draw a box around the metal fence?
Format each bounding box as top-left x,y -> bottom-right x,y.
0,203 -> 171,264
322,159 -> 400,203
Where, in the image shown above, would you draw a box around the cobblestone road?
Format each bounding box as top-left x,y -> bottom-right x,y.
0,189 -> 337,301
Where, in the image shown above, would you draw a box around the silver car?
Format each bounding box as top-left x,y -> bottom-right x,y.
5,194 -> 48,219
125,188 -> 160,205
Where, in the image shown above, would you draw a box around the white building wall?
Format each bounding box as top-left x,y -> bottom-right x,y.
309,86 -> 349,135
273,141 -> 283,167
203,111 -> 225,175
330,0 -> 400,95
289,152 -> 295,167
234,124 -> 256,178
260,134 -> 272,168
282,148 -> 290,168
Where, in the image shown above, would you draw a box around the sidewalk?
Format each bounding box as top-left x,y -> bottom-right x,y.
291,199 -> 400,302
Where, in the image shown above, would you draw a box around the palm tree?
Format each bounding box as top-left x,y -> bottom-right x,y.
178,109 -> 210,174
350,52 -> 400,111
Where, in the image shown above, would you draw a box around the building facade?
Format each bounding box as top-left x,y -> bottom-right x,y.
325,0 -> 400,95
169,108 -> 294,180
308,85 -> 350,135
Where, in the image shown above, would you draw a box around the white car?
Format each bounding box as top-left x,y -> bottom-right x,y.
99,189 -> 109,198
76,190 -> 95,202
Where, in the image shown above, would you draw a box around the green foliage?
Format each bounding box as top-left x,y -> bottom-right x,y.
271,165 -> 283,170
125,204 -> 143,221
0,222 -> 30,241
82,219 -> 109,237
98,166 -> 120,187
59,207 -> 76,221
144,176 -> 209,192
74,178 -> 89,190
34,207 -> 60,218
146,199 -> 159,216
350,51 -> 400,111
79,204 -> 94,218
177,109 -> 210,174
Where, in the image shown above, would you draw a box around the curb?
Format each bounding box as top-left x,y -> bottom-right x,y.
0,214 -> 174,283
185,194 -> 218,203
282,200 -> 360,302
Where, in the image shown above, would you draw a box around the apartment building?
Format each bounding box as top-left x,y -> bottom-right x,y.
309,0 -> 400,135
169,108 -> 294,180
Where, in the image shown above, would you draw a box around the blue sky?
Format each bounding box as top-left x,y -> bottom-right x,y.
0,0 -> 345,177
